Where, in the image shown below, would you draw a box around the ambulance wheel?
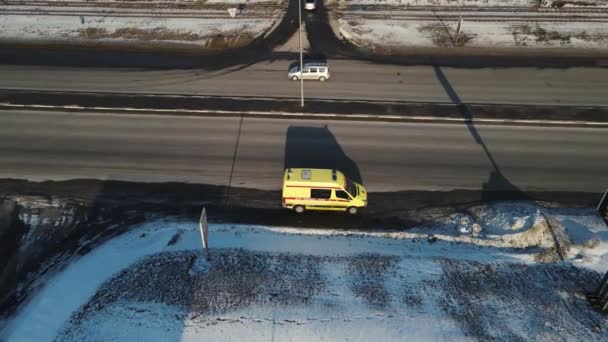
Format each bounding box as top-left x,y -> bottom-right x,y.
291,76 -> 299,81
347,207 -> 358,215
294,205 -> 305,214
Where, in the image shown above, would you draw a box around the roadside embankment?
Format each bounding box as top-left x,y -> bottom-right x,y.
0,195 -> 144,321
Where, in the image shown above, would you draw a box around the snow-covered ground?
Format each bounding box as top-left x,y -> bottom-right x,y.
343,0 -> 534,6
205,0 -> 281,4
341,0 -> 608,8
0,3 -> 280,49
340,19 -> 608,49
1,0 -> 282,4
2,202 -> 608,341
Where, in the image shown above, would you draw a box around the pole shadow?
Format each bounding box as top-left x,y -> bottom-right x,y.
432,65 -> 529,201
283,125 -> 362,184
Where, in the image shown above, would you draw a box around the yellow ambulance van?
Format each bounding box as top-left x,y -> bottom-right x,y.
282,168 -> 367,214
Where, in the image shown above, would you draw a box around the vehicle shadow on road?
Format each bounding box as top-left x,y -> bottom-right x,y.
284,125 -> 362,184
432,65 -> 530,201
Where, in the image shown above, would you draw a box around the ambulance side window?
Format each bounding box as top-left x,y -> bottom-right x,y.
335,190 -> 350,200
311,189 -> 331,199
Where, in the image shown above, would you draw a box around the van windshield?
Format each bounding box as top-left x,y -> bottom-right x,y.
345,178 -> 357,197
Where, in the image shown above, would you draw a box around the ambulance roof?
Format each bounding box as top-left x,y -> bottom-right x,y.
284,168 -> 345,187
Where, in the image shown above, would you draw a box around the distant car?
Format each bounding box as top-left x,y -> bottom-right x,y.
288,62 -> 330,82
305,0 -> 316,10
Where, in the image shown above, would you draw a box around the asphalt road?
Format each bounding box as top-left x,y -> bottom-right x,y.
1,63 -> 608,105
1,109 -> 606,193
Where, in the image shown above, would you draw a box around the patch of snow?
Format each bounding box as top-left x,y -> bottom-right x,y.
12,196 -> 65,209
2,0 -> 283,4
554,209 -> 608,272
473,203 -> 540,235
1,219 -> 184,342
2,218 -> 478,341
347,0 -> 533,5
345,0 -> 533,5
343,0 -> 608,8
0,14 -> 274,45
19,211 -> 41,229
67,299 -> 464,341
187,253 -> 210,276
62,302 -> 186,341
205,0 -> 281,3
0,217 -> 501,341
339,18 -> 608,49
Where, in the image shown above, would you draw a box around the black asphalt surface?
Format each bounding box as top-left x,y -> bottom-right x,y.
1,109 -> 607,194
0,1 -> 606,212
2,89 -> 608,124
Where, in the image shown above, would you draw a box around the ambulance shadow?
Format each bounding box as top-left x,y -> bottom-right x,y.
284,125 -> 362,184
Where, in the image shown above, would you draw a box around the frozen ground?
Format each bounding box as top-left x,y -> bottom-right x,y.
1,0 -> 283,4
2,202 -> 608,341
340,18 -> 608,50
341,0 -> 608,8
205,0 -> 282,3
0,8 -> 277,48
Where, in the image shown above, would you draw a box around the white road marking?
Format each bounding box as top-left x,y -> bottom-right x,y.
1,102 -> 608,127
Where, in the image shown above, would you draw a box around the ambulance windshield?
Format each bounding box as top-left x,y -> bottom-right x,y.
345,178 -> 357,197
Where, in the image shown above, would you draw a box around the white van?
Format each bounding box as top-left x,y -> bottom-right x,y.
288,62 -> 330,82
305,0 -> 316,10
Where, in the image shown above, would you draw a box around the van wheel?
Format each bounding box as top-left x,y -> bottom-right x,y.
347,207 -> 358,215
294,205 -> 305,214
291,76 -> 299,81
319,76 -> 327,82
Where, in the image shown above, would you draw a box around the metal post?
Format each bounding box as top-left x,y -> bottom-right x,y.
199,207 -> 210,260
597,187 -> 608,213
298,0 -> 304,107
455,17 -> 463,46
597,271 -> 608,297
80,16 -> 87,39
602,294 -> 608,311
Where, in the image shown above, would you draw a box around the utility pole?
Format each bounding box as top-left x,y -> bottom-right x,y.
298,0 -> 304,107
